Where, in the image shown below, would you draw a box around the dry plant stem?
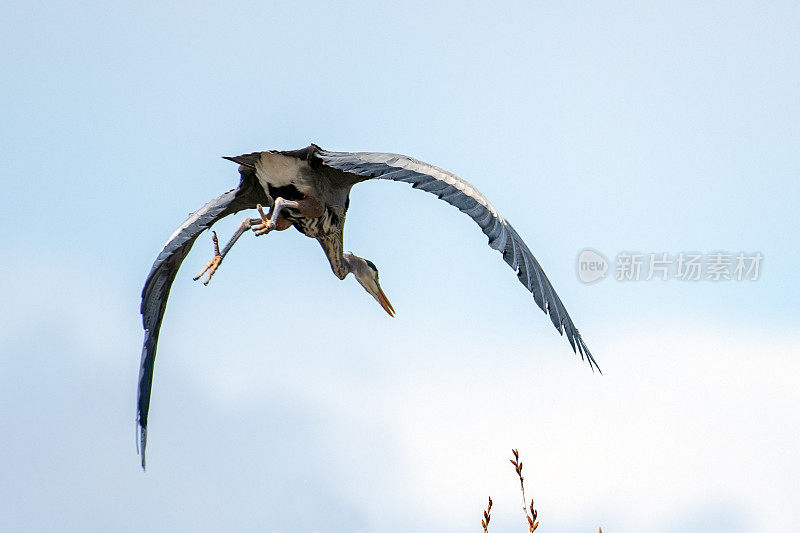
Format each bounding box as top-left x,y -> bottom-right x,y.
510,449 -> 539,532
483,449 -> 596,532
481,496 -> 492,533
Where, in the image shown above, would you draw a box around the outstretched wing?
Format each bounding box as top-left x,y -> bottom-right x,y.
313,148 -> 599,372
138,167 -> 269,468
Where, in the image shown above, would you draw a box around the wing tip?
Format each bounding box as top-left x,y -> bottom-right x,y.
574,332 -> 602,374
556,315 -> 602,374
138,423 -> 147,471
534,284 -> 601,374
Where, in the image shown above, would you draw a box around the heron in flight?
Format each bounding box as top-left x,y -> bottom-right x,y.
138,145 -> 599,468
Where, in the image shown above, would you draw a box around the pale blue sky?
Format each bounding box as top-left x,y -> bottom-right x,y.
1,1 -> 798,531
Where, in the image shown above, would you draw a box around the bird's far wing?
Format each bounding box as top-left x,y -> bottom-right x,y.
138,167 -> 269,469
314,149 -> 599,372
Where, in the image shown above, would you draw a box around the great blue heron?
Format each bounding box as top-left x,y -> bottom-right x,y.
138,145 -> 599,468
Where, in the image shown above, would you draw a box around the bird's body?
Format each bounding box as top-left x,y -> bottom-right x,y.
137,144 -> 599,468
234,148 -> 355,278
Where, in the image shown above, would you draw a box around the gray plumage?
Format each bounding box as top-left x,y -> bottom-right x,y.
315,148 -> 596,366
138,144 -> 598,468
138,170 -> 269,467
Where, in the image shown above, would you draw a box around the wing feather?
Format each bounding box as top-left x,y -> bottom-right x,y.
314,149 -> 599,371
137,168 -> 268,468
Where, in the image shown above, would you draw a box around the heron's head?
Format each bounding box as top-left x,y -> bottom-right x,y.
345,253 -> 395,317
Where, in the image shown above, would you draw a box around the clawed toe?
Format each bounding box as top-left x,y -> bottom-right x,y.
252,204 -> 276,236
193,231 -> 223,285
252,221 -> 275,236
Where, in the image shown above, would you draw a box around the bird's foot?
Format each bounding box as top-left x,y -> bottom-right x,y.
193,231 -> 223,285
252,204 -> 276,236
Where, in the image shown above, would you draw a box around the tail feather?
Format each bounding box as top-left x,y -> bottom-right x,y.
222,152 -> 261,169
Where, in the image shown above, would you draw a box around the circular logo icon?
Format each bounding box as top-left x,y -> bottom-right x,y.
577,249 -> 608,283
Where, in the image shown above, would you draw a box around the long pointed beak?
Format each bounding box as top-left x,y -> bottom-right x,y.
373,284 -> 395,317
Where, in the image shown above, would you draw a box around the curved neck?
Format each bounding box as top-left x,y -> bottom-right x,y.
317,234 -> 356,280
327,247 -> 359,281
340,253 -> 356,279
